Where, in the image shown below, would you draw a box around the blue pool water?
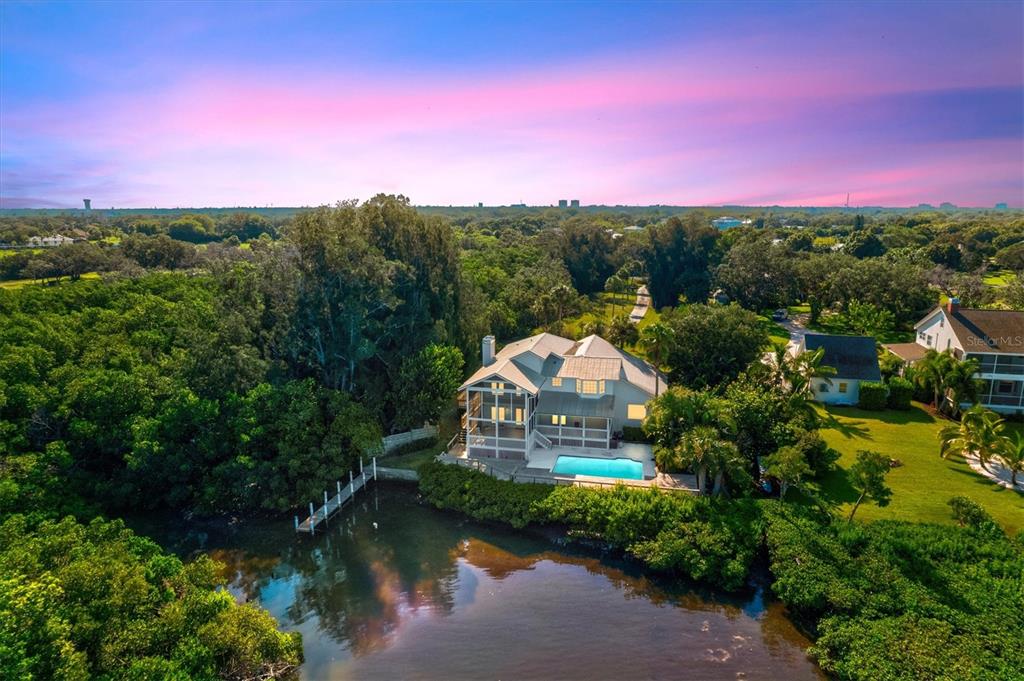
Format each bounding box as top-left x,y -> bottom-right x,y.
552,455 -> 644,480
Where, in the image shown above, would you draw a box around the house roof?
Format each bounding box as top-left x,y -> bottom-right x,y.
802,333 -> 881,381
459,332 -> 664,395
918,307 -> 1024,355
557,356 -> 621,381
883,342 -> 929,363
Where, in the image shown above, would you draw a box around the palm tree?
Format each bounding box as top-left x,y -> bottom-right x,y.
763,345 -> 791,391
940,356 -> 981,417
914,349 -> 953,411
998,432 -> 1024,488
704,437 -> 749,496
673,425 -> 723,494
604,275 -> 624,316
938,405 -> 1006,473
638,322 -> 674,371
788,347 -> 836,399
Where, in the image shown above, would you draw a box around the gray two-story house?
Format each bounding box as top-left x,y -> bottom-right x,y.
457,333 -> 665,462
885,298 -> 1023,414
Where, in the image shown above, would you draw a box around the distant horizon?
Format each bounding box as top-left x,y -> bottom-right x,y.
2,1 -> 1022,209
0,197 -> 1015,210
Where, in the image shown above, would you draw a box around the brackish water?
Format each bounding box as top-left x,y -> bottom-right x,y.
130,483 -> 822,680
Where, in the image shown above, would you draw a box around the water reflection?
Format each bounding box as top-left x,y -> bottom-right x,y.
131,483 -> 821,680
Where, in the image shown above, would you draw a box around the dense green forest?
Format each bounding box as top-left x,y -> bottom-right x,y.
1,197 -> 1022,679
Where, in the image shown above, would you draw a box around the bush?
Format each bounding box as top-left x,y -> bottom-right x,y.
947,495 -> 1004,539
763,502 -> 1022,680
886,377 -> 914,410
418,461 -> 552,528
385,436 -> 438,458
792,429 -> 840,477
620,426 -> 651,443
858,381 -> 888,410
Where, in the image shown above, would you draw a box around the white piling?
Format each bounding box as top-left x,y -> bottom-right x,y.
337,480 -> 342,498
373,456 -> 377,479
360,458 -> 364,475
309,502 -> 315,533
349,470 -> 354,495
324,490 -> 328,509
294,516 -> 299,531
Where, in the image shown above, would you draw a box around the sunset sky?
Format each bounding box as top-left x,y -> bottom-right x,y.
1,0 -> 1022,208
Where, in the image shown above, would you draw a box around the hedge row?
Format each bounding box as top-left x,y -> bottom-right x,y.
418,461 -> 761,589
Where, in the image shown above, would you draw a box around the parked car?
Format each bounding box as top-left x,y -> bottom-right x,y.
771,309 -> 788,321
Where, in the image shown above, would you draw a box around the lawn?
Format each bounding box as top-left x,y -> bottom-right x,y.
983,269 -> 1017,287
812,403 -> 1024,533
756,314 -> 790,350
379,406 -> 460,472
0,272 -> 101,290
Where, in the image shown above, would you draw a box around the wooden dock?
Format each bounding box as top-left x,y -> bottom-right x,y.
295,457 -> 377,534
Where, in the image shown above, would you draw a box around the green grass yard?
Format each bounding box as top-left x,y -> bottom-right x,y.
813,403 -> 1024,533
0,272 -> 101,290
556,291 -> 662,355
983,269 -> 1017,287
380,406 -> 460,471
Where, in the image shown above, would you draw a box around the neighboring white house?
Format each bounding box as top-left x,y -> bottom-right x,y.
457,333 -> 665,462
885,299 -> 1023,415
799,333 -> 881,405
27,234 -> 75,247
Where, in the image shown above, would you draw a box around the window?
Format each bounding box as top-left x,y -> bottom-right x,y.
946,339 -> 951,350
818,383 -> 829,393
577,380 -> 604,395
551,377 -> 562,387
550,414 -> 566,426
926,335 -> 933,347
490,381 -> 503,394
838,382 -> 848,394
515,408 -> 523,424
490,407 -> 506,421
627,404 -> 647,420
997,381 -> 1014,394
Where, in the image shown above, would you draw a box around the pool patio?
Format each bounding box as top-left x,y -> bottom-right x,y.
440,442 -> 698,493
525,442 -> 657,479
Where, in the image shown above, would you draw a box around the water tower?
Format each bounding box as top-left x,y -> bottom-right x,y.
83,199 -> 91,210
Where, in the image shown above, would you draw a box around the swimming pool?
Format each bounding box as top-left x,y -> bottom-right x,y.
551,455 -> 644,480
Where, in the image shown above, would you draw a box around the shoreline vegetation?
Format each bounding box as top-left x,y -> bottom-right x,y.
418,462 -> 1024,680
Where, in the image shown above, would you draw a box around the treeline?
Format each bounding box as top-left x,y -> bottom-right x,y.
0,196 -> 473,517
0,210 -> 285,245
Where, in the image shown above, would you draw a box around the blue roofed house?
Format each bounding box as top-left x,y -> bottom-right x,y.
455,333 -> 665,471
799,333 -> 881,405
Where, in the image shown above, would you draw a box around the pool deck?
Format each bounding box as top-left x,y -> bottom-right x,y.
439,444 -> 699,493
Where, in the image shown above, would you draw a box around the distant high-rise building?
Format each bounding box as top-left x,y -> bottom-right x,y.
570,199 -> 580,208
995,202 -> 1008,210
940,202 -> 956,210
83,198 -> 91,210
916,203 -> 934,209
558,199 -> 568,208
478,202 -> 484,208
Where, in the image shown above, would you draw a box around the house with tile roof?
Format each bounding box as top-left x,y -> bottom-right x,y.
885,298 -> 1023,414
456,333 -> 666,462
798,333 -> 882,405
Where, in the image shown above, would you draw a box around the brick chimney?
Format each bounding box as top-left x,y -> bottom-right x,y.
947,297 -> 960,315
482,335 -> 496,366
